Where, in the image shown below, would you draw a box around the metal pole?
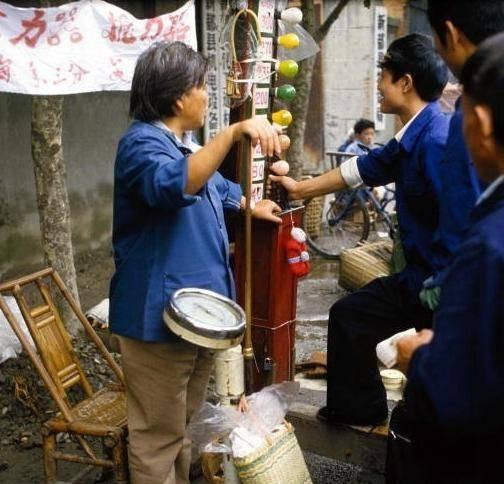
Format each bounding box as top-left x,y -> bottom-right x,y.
243,130 -> 254,395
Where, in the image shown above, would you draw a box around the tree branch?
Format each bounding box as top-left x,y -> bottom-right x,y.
314,0 -> 352,44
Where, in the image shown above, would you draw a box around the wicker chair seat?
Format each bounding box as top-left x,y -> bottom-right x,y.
0,268 -> 129,483
46,388 -> 127,433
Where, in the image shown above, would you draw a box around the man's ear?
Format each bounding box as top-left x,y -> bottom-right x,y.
474,104 -> 495,152
402,74 -> 413,94
445,20 -> 474,53
444,20 -> 461,50
173,97 -> 184,115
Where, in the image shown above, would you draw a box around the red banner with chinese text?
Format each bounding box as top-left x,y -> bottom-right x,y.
0,0 -> 196,95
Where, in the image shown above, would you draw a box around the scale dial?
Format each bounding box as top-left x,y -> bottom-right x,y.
164,288 -> 246,348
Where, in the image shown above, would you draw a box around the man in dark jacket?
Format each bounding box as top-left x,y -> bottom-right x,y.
420,0 -> 504,308
271,34 -> 450,425
397,32 -> 504,484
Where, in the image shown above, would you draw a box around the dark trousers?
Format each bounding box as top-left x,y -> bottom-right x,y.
326,274 -> 432,418
387,401 -> 504,484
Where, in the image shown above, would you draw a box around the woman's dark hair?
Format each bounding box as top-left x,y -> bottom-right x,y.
353,118 -> 375,134
379,33 -> 448,102
427,0 -> 504,47
460,32 -> 504,147
129,41 -> 208,121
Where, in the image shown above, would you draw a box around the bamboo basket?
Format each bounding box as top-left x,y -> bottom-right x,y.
234,422 -> 312,484
303,196 -> 324,238
339,240 -> 393,291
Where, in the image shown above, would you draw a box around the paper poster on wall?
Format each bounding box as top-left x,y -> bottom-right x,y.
201,0 -> 229,141
373,6 -> 387,131
0,0 -> 196,95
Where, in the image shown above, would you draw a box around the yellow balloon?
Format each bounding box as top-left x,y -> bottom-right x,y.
278,33 -> 300,49
277,60 -> 299,78
272,110 -> 293,127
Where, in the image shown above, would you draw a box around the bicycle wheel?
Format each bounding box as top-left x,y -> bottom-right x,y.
302,193 -> 370,259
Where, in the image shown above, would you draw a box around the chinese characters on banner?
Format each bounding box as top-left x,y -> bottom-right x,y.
0,0 -> 196,95
201,0 -> 229,143
373,6 -> 387,131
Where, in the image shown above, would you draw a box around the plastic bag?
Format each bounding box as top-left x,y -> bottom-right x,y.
0,296 -> 35,364
85,298 -> 109,328
187,381 -> 300,453
277,19 -> 320,62
219,8 -> 260,109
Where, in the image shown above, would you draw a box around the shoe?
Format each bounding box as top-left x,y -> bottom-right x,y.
316,405 -> 388,427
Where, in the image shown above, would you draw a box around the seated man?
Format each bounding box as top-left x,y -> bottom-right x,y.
345,118 -> 376,155
396,33 -> 504,484
270,33 -> 450,425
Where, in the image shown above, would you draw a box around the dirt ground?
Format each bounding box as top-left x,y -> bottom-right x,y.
0,244 -> 118,484
0,245 -> 341,484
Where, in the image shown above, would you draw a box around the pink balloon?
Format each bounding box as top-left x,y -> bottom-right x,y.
270,160 -> 290,175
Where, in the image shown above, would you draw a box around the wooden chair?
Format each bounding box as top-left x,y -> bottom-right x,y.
0,267 -> 128,484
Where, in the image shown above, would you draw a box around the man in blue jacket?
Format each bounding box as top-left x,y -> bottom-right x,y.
419,0 -> 504,309
270,34 -> 450,425
396,32 -> 504,484
109,42 -> 281,484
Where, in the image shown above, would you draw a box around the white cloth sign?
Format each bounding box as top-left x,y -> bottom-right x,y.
0,0 -> 196,95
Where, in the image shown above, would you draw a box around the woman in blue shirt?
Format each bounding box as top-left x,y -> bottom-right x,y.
109,42 -> 281,484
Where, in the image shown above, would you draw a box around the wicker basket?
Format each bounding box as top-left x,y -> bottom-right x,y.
339,241 -> 393,291
303,197 -> 324,238
234,422 -> 312,484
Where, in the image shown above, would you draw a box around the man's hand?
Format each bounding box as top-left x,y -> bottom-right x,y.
268,174 -> 301,200
251,199 -> 282,224
396,329 -> 434,373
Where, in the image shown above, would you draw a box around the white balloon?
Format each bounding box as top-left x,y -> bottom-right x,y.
281,8 -> 303,25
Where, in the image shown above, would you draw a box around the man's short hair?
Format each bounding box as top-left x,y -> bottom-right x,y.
129,42 -> 208,121
353,119 -> 375,134
460,32 -> 504,147
427,0 -> 504,47
379,33 -> 448,102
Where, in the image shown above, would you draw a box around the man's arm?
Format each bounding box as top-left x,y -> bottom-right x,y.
269,142 -> 398,201
269,167 -> 348,200
404,241 -> 504,433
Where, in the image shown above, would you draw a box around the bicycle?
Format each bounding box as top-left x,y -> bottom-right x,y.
302,151 -> 397,259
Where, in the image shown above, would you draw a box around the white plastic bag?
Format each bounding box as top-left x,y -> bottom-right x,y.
277,20 -> 320,62
0,296 -> 35,363
187,381 -> 300,454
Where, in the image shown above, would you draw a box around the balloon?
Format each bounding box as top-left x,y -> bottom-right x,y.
276,60 -> 299,78
273,84 -> 296,101
279,7 -> 303,25
279,134 -> 291,151
272,110 -> 293,127
278,33 -> 300,49
270,160 -> 290,176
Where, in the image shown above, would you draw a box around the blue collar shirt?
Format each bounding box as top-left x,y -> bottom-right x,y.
356,102 -> 451,296
429,99 -> 484,285
109,120 -> 242,342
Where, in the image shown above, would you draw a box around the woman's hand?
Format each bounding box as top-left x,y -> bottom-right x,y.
232,118 -> 282,158
251,199 -> 282,224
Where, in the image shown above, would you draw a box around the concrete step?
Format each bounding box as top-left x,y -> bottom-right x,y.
288,377 -> 396,482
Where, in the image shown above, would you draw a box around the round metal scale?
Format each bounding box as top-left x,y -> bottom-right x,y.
163,288 -> 246,350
